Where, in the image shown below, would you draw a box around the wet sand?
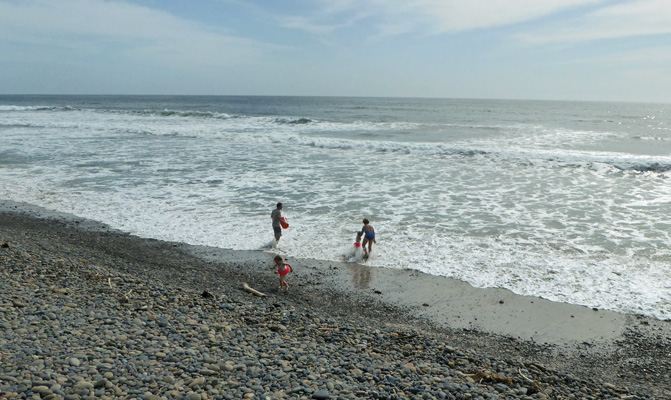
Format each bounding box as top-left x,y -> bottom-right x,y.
327,262 -> 629,344
189,243 -> 669,347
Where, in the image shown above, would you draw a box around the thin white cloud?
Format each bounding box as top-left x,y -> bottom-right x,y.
275,1 -> 369,35
568,45 -> 671,66
279,16 -> 343,35
276,0 -> 607,38
379,0 -> 608,34
0,0 -> 274,67
518,0 -> 671,43
276,0 -> 671,47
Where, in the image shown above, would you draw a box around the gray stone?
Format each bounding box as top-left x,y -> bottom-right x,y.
186,392 -> 201,400
74,381 -> 93,390
188,377 -> 206,388
31,385 -> 52,396
313,389 -> 331,399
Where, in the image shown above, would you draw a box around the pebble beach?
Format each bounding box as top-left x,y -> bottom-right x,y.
2,204 -> 671,400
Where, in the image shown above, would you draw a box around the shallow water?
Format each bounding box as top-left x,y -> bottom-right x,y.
2,95 -> 671,319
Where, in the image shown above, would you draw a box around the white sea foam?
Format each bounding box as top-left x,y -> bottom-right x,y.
0,105 -> 52,111
2,97 -> 671,320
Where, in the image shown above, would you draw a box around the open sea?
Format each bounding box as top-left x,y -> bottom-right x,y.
2,95 -> 671,320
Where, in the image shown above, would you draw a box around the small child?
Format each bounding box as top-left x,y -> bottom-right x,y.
354,231 -> 362,248
360,218 -> 376,257
273,255 -> 293,291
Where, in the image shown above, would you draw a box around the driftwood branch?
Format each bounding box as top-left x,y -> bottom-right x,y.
242,282 -> 266,297
518,368 -> 542,395
90,275 -> 132,304
465,371 -> 513,384
518,368 -> 533,382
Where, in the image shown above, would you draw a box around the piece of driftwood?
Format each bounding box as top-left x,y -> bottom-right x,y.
466,370 -> 513,384
518,368 -> 542,395
242,282 -> 266,297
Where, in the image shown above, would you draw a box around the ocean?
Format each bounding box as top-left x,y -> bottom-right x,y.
1,95 -> 671,320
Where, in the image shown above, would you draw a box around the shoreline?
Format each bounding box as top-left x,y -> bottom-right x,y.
4,199 -> 660,345
188,243 -> 638,345
2,200 -> 671,398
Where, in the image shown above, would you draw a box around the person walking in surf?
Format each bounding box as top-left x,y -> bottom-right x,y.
360,218 -> 376,257
271,202 -> 283,244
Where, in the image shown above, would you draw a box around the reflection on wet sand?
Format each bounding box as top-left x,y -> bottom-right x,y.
349,263 -> 372,289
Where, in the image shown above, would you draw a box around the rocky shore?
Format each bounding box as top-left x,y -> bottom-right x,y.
1,207 -> 671,399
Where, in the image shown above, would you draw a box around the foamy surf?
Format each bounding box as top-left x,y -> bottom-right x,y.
2,95 -> 671,320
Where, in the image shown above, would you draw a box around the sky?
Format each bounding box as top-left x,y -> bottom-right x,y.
1,0 -> 671,103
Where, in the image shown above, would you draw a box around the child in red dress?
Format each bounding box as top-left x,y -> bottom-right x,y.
273,255 -> 293,291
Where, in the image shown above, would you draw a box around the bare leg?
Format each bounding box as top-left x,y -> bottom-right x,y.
362,238 -> 369,256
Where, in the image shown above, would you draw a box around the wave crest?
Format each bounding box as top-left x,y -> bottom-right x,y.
0,105 -> 64,111
620,162 -> 671,173
131,109 -> 233,119
274,117 -> 313,125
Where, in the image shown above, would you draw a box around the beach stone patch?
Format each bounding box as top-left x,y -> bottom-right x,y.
1,210 -> 670,400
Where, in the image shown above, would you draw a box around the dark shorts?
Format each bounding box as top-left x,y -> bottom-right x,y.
274,226 -> 282,237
